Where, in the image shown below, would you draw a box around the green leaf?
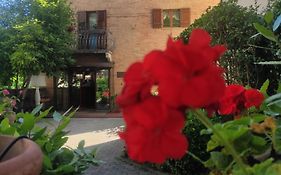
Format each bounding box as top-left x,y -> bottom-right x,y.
273,120 -> 281,154
273,14 -> 281,31
233,158 -> 273,175
21,113 -> 35,134
53,137 -> 68,150
209,152 -> 232,170
54,117 -> 70,135
35,107 -> 52,122
254,23 -> 277,42
32,127 -> 47,141
250,135 -> 269,154
0,118 -> 16,135
0,104 -> 6,113
265,163 -> 281,175
53,111 -> 63,122
78,140 -> 85,150
43,154 -> 53,169
0,118 -> 10,131
31,104 -> 43,115
91,148 -> 97,156
45,142 -> 53,153
260,79 -> 269,97
265,93 -> 281,104
264,11 -> 274,24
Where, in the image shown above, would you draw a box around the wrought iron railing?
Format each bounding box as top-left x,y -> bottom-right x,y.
76,29 -> 107,52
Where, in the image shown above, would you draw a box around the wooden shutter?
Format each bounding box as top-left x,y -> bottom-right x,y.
97,10 -> 107,29
180,8 -> 191,27
152,9 -> 162,28
77,11 -> 87,31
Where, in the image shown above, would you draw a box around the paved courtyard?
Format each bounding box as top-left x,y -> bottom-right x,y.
40,117 -> 166,175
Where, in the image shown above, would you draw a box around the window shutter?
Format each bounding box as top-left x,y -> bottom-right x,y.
77,11 -> 87,31
152,9 -> 162,28
97,10 -> 106,29
180,8 -> 190,27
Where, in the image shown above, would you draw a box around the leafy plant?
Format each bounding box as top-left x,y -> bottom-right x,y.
0,105 -> 99,175
178,0 -> 272,87
198,82 -> 281,175
160,112 -> 218,175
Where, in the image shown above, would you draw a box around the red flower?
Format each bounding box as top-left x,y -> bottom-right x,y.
116,62 -> 154,108
143,29 -> 226,108
244,89 -> 264,108
219,85 -> 246,115
219,85 -> 264,115
117,28 -> 227,164
102,89 -> 110,98
119,97 -> 188,163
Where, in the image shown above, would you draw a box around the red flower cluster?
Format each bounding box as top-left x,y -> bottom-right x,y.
218,85 -> 264,115
117,29 -> 227,163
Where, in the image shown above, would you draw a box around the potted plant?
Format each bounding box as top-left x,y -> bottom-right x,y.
0,135 -> 43,175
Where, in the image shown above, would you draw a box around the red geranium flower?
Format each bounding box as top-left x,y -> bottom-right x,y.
116,62 -> 154,108
143,29 -> 226,108
119,97 -> 188,163
244,89 -> 264,108
219,85 -> 245,115
219,85 -> 264,115
117,28 -> 227,164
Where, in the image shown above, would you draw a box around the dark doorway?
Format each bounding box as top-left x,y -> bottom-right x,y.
68,67 -> 110,110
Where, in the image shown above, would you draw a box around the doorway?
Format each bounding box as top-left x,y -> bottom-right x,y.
69,68 -> 110,110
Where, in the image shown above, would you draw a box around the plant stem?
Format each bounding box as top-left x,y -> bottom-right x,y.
192,109 -> 249,175
187,151 -> 205,165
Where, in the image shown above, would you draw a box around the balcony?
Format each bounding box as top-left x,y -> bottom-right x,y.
75,29 -> 107,53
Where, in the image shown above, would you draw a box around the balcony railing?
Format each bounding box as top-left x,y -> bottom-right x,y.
76,29 -> 107,53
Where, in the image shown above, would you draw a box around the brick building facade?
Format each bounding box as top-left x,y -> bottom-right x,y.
51,0 -> 220,110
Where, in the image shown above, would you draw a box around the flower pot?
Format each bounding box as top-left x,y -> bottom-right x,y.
0,135 -> 43,175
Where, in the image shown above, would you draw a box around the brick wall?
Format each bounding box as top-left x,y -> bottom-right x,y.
70,0 -> 220,95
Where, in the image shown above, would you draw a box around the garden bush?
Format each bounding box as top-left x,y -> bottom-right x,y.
159,113 -> 222,175
178,0 -> 269,87
251,1 -> 281,94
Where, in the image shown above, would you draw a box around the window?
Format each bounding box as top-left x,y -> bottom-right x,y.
162,9 -> 180,27
163,10 -> 170,27
152,8 -> 190,28
172,9 -> 180,27
88,12 -> 98,30
77,10 -> 107,31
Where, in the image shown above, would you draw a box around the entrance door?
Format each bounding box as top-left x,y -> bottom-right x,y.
68,68 -> 109,110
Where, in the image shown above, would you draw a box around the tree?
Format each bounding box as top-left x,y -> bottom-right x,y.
0,0 -> 75,89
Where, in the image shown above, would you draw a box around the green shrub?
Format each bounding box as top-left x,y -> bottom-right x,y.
0,104 -> 99,175
160,113 -> 222,175
179,0 -> 263,87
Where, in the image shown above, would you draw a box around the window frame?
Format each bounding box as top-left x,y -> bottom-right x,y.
162,9 -> 181,28
152,8 -> 190,28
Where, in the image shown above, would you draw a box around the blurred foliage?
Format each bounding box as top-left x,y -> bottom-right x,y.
0,0 -> 75,88
96,77 -> 108,102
